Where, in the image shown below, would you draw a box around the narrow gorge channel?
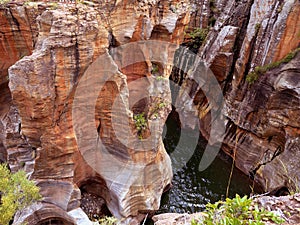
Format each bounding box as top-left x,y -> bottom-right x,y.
159,112 -> 257,214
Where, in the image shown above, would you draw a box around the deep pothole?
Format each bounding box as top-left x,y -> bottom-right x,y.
80,191 -> 111,221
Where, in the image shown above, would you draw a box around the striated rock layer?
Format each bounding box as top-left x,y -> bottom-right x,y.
174,0 -> 300,194
1,0 -> 191,224
0,0 -> 299,224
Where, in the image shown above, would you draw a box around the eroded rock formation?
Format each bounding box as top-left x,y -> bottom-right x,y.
0,0 -> 190,224
173,0 -> 300,194
0,0 -> 299,224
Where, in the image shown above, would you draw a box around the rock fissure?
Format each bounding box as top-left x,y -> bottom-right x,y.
225,0 -> 255,91
249,145 -> 284,180
8,8 -> 21,32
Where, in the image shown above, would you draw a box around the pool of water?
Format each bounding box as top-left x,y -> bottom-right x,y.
156,112 -> 258,215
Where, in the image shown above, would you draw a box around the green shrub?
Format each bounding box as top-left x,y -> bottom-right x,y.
255,23 -> 261,32
151,63 -> 159,74
97,216 -> 118,225
208,16 -> 217,26
187,28 -> 209,51
189,28 -> 208,41
149,100 -> 167,120
246,47 -> 300,84
133,113 -> 147,139
48,2 -> 58,10
0,164 -> 42,225
192,194 -> 284,225
246,72 -> 259,84
156,76 -> 166,81
158,102 -> 166,109
0,0 -> 9,5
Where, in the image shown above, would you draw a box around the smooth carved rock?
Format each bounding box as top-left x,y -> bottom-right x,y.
0,1 -> 190,224
0,0 -> 299,224
14,203 -> 76,225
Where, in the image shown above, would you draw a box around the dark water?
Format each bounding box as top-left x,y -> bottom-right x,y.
155,113 -> 257,215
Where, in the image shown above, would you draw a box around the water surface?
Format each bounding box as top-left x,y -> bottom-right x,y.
157,113 -> 257,214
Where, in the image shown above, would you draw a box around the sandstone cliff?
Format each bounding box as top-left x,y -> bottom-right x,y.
0,0 -> 299,224
1,0 -> 189,224
176,0 -> 300,193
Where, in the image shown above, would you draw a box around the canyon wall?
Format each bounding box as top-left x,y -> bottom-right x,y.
0,0 -> 190,224
0,0 -> 299,224
175,0 -> 300,193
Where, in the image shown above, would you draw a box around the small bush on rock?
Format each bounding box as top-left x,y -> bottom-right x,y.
191,194 -> 285,225
133,113 -> 147,139
0,164 -> 41,225
246,47 -> 300,84
96,216 -> 118,225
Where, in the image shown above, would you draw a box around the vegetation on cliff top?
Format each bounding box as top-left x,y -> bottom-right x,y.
246,47 -> 300,84
185,27 -> 209,53
0,164 -> 41,225
191,194 -> 285,225
0,0 -> 9,5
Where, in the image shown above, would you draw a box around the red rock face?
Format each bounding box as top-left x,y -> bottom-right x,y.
1,1 -> 190,224
0,0 -> 299,224
0,5 -> 42,84
175,0 -> 300,194
273,2 -> 300,61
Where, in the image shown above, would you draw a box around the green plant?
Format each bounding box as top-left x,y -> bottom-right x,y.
158,102 -> 166,109
246,47 -> 300,84
149,100 -> 167,119
187,28 -> 209,51
97,216 -> 118,225
208,16 -> 217,26
255,23 -> 261,32
0,0 -> 9,5
48,2 -> 58,10
209,0 -> 218,26
189,28 -> 208,40
23,1 -> 38,7
156,75 -> 166,81
277,3 -> 284,13
151,63 -> 159,74
209,0 -> 218,13
23,1 -> 30,6
133,113 -> 147,139
246,72 -> 259,84
192,194 -> 285,225
152,112 -> 159,119
0,164 -> 42,225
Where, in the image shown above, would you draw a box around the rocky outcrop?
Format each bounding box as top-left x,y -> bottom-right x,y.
0,0 -> 299,224
152,194 -> 300,225
173,0 -> 300,193
0,0 -> 191,224
152,212 -> 205,225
